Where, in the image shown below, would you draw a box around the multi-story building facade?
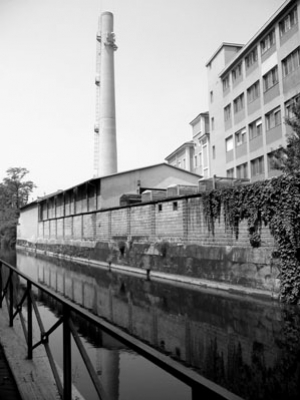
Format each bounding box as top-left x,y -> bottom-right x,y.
190,112 -> 210,177
207,0 -> 300,181
165,112 -> 210,176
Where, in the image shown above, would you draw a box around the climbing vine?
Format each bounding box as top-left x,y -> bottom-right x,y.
202,174 -> 300,304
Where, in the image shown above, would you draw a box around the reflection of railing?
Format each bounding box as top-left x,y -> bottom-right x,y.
0,258 -> 243,400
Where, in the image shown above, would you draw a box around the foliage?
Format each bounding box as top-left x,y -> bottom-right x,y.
273,101 -> 300,174
202,175 -> 300,304
0,167 -> 36,248
3,167 -> 36,209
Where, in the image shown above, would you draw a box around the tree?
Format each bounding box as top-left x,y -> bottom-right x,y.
3,167 -> 36,209
0,167 -> 36,248
273,101 -> 300,174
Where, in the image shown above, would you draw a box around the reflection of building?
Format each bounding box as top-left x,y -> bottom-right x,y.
165,112 -> 210,176
207,0 -> 300,181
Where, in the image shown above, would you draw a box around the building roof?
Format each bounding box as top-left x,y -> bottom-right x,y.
189,112 -> 209,126
22,163 -> 201,208
205,42 -> 244,67
219,0 -> 295,77
164,141 -> 194,161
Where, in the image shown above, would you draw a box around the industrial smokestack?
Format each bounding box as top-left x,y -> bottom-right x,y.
94,12 -> 118,177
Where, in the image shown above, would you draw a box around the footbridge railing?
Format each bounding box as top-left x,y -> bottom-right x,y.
0,258 -> 243,400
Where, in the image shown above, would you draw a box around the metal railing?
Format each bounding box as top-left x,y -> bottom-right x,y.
0,257 -> 243,400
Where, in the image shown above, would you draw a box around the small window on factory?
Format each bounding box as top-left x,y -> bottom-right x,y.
158,204 -> 163,212
173,202 -> 178,211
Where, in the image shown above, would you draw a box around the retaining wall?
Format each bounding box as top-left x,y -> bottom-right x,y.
17,195 -> 279,295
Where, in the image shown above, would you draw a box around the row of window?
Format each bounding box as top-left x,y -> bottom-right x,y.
222,6 -> 298,93
226,153 -> 280,180
225,105 -> 282,151
222,47 -> 299,122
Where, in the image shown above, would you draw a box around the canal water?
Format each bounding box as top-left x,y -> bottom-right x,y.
1,249 -> 300,400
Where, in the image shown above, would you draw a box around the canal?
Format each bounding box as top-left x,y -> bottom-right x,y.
1,249 -> 300,400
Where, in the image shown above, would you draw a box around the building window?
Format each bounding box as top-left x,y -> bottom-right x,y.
173,202 -> 178,211
245,47 -> 258,69
227,168 -> 234,178
211,117 -> 215,130
249,118 -> 262,140
279,6 -> 298,36
194,155 -> 198,167
212,145 -> 216,159
199,152 -> 202,172
232,63 -> 242,82
224,104 -> 231,122
282,47 -> 300,77
251,156 -> 264,177
247,81 -> 260,103
182,159 -> 186,169
260,29 -> 275,54
203,143 -> 208,170
158,204 -> 163,212
210,91 -> 214,102
226,136 -> 233,152
222,75 -> 230,92
235,128 -> 246,146
285,94 -> 300,118
236,162 -> 248,179
265,107 -> 282,131
233,93 -> 245,113
263,66 -> 278,91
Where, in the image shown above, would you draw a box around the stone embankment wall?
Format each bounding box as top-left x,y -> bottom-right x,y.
17,194 -> 279,296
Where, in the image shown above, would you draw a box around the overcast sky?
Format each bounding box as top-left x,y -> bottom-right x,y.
0,0 -> 285,198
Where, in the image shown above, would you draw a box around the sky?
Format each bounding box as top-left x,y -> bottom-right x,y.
0,0 -> 286,199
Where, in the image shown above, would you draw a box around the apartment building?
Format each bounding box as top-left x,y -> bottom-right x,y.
165,112 -> 210,176
207,0 -> 300,181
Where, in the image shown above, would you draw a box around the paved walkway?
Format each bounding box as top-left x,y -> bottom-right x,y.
0,344 -> 22,400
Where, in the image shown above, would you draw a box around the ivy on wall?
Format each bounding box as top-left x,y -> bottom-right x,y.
202,174 -> 300,304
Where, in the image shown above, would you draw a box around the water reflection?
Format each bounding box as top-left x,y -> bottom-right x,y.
9,250 -> 300,399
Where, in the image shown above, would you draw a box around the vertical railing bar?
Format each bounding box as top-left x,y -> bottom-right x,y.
30,291 -> 46,334
69,318 -> 107,400
30,287 -> 63,395
9,270 -> 14,327
18,310 -> 28,343
63,304 -> 72,400
0,262 -> 2,308
43,342 -> 63,398
27,282 -> 33,360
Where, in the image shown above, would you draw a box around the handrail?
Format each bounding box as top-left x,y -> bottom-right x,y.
0,258 -> 244,400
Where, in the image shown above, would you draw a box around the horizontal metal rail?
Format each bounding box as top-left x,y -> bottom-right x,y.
0,258 -> 244,400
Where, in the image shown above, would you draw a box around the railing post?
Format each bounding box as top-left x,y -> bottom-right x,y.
63,304 -> 72,400
9,270 -> 13,327
0,262 -> 2,308
27,282 -> 33,360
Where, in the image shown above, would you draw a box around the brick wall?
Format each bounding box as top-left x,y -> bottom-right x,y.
64,217 -> 72,239
111,209 -> 128,237
36,195 -> 275,249
130,205 -> 152,237
155,200 -> 184,240
83,214 -> 95,239
96,211 -> 111,240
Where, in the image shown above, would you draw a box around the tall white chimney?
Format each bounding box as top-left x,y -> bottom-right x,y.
94,12 -> 118,177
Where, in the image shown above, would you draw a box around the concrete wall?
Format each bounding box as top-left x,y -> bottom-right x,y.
17,203 -> 39,242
